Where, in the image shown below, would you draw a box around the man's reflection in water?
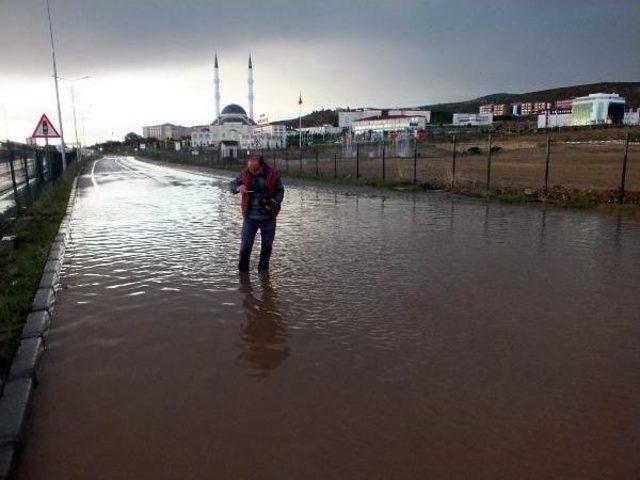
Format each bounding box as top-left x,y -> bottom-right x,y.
236,272 -> 290,378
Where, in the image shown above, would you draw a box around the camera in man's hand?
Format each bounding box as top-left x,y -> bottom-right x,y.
259,198 -> 278,212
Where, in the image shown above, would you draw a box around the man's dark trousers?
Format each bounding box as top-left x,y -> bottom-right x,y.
239,217 -> 276,271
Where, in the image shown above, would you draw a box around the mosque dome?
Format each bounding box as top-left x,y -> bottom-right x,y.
212,102 -> 257,126
221,104 -> 247,115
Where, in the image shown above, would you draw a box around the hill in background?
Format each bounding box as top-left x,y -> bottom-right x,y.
422,81 -> 640,114
274,82 -> 640,127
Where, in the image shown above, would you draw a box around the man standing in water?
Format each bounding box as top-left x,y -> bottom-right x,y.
230,155 -> 285,272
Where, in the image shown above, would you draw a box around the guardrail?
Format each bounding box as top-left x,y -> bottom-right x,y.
0,142 -> 77,230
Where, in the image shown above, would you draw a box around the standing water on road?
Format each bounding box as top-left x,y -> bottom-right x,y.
16,156 -> 640,479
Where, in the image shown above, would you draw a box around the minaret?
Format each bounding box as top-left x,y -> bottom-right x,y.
248,54 -> 254,120
214,52 -> 221,120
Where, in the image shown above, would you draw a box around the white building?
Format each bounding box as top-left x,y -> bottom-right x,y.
352,114 -> 427,135
624,109 -> 640,126
389,110 -> 431,123
451,113 -> 494,126
537,111 -> 572,129
208,103 -> 257,149
191,125 -> 213,147
298,124 -> 342,136
142,123 -> 192,140
571,93 -> 626,126
339,108 -> 430,130
190,54 -> 258,152
252,123 -> 288,149
338,109 -> 382,129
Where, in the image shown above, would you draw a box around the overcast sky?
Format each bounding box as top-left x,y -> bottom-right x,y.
1,0 -> 638,144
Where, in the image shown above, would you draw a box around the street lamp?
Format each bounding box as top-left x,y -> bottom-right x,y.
59,76 -> 90,162
45,0 -> 67,169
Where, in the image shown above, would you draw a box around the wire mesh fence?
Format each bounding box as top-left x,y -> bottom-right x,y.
138,128 -> 640,203
0,142 -> 76,230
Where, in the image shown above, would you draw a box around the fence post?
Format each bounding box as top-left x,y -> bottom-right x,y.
8,148 -> 21,212
356,143 -> 360,179
35,147 -> 44,183
486,132 -> 493,192
315,149 -> 319,177
45,144 -> 51,181
285,150 -> 289,174
544,136 -> 551,196
299,147 -> 303,174
413,138 -> 418,184
22,149 -> 30,186
382,143 -> 386,181
619,131 -> 630,204
334,152 -> 337,179
21,148 -> 32,203
451,135 -> 457,189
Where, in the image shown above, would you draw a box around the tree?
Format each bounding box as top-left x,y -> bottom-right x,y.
124,132 -> 142,145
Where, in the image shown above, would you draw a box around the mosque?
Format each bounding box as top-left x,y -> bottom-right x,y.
191,54 -> 279,157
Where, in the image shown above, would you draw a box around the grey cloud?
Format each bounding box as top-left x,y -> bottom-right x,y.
1,0 -> 639,105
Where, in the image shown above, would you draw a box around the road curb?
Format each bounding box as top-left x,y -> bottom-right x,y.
20,312 -> 51,342
0,176 -> 78,480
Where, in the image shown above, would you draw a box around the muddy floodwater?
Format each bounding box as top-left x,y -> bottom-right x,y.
16,156 -> 640,479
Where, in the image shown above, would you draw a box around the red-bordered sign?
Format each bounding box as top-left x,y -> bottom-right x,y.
31,114 -> 60,138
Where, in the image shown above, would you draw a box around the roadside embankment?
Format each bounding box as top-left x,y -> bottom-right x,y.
0,160 -> 85,377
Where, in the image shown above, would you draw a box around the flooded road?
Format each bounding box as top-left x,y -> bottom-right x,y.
16,156 -> 640,479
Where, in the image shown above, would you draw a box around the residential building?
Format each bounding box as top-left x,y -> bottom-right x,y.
554,98 -> 574,110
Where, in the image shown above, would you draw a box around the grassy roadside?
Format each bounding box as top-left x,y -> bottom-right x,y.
485,188 -> 640,217
0,161 -> 84,378
136,151 -> 640,217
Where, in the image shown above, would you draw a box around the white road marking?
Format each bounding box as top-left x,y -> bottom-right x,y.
91,157 -> 103,189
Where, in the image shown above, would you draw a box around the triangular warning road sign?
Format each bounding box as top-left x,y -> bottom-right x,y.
31,114 -> 60,138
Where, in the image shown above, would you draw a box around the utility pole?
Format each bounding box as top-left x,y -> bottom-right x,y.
81,115 -> 87,147
298,92 -> 303,150
60,76 -> 89,161
70,86 -> 81,162
46,0 -> 67,170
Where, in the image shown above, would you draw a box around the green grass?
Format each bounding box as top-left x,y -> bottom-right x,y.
0,162 -> 82,378
488,193 -> 535,204
283,170 -> 411,190
562,192 -> 601,209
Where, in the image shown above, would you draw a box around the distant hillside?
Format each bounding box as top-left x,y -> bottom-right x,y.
273,82 -> 640,126
422,82 -> 640,114
272,109 -> 339,128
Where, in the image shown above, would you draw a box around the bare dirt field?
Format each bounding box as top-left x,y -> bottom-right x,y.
292,142 -> 640,197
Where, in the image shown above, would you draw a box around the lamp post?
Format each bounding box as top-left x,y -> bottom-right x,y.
59,76 -> 90,163
45,0 -> 67,170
